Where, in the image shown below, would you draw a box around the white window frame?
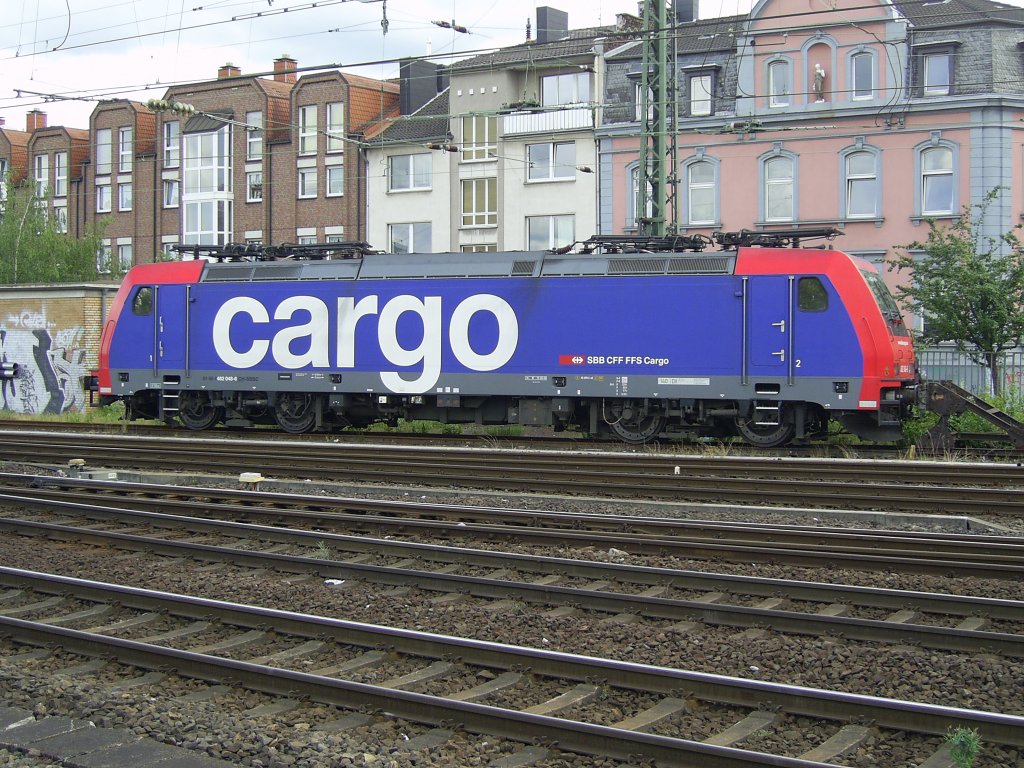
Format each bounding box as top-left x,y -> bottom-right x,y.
118,182 -> 132,212
922,52 -> 952,96
246,111 -> 263,161
54,205 -> 68,233
297,235 -> 318,245
96,183 -> 112,213
527,214 -> 575,250
689,73 -> 713,116
299,105 -> 317,155
461,177 -> 497,227
686,160 -> 716,226
921,146 -> 954,215
298,168 -> 317,199
97,242 -> 113,274
118,126 -> 133,173
541,72 -> 591,106
461,115 -> 496,162
182,126 -> 232,246
163,122 -> 180,168
389,222 -> 432,254
527,141 -> 576,182
326,165 -> 344,197
117,243 -> 133,272
33,154 -> 48,198
96,128 -> 112,175
388,154 -> 431,191
326,102 -> 345,153
54,152 -> 67,197
768,60 -> 790,108
246,171 -> 263,202
844,150 -> 878,218
851,51 -> 874,100
163,179 -> 179,208
764,155 -> 794,222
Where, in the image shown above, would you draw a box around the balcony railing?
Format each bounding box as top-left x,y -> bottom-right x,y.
502,106 -> 594,136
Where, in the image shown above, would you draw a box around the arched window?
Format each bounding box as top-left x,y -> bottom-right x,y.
686,160 -> 717,225
845,150 -> 878,218
764,155 -> 794,221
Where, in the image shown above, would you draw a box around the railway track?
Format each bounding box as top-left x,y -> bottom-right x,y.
1,430 -> 1023,514
0,477 -> 1020,656
3,567 -> 1022,768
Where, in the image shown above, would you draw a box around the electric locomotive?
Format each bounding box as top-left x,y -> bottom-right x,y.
89,228 -> 917,447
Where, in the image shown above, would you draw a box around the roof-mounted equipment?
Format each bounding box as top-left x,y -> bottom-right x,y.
713,227 -> 843,250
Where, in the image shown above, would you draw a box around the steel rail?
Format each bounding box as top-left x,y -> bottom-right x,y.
1,510 -> 1021,656
2,567 -> 1023,751
8,473 -> 1023,561
0,432 -> 1022,513
3,480 -> 1021,578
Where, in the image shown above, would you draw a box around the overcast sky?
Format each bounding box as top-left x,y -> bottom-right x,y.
0,0 -> 763,129
2,0 -> 1022,130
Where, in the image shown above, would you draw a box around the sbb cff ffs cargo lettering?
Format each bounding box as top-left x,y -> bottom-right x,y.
89,230 -> 918,447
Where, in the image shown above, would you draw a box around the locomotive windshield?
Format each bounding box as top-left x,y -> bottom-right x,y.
861,270 -> 909,337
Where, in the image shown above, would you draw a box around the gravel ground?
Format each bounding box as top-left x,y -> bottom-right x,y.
1,466 -> 1022,767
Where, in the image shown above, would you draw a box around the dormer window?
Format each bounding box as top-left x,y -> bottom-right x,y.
913,42 -> 960,97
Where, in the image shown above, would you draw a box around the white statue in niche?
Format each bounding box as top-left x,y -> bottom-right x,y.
813,64 -> 826,102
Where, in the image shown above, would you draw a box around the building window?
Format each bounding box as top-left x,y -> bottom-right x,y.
627,164 -> 653,228
918,49 -> 954,96
163,122 -> 180,168
298,168 -> 317,198
97,243 -> 112,274
183,126 -> 232,245
246,172 -> 262,202
163,179 -> 179,208
388,154 -> 431,191
118,182 -> 132,211
297,235 -> 317,245
688,73 -> 713,116
327,165 -> 344,197
327,102 -> 345,153
461,115 -> 496,161
634,82 -> 654,121
527,215 -> 574,250
118,243 -> 133,272
246,111 -> 263,161
161,241 -> 179,260
461,177 -> 497,227
54,152 -> 67,197
326,234 -> 346,244
921,146 -> 954,215
845,150 -> 878,218
389,222 -> 432,254
764,155 -> 794,221
541,72 -> 591,105
461,244 -> 497,252
96,128 -> 112,175
686,160 -> 716,225
768,60 -> 790,107
851,52 -> 874,100
96,183 -> 111,213
119,126 -> 133,172
527,142 -> 575,181
54,206 -> 68,233
299,105 -> 317,155
33,154 -> 48,198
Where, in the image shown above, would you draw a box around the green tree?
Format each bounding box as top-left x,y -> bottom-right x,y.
0,176 -> 106,284
889,189 -> 1024,395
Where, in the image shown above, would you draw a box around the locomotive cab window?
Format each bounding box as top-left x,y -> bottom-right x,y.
798,277 -> 828,312
131,287 -> 153,316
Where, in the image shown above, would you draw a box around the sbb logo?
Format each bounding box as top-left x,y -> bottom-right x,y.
559,355 -> 586,365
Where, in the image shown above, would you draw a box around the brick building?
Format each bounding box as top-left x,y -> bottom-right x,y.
23,111 -> 89,241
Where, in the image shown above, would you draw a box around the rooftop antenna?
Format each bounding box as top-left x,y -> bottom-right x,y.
526,18 -> 532,41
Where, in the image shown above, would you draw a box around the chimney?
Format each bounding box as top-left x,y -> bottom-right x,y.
218,63 -> 241,79
536,7 -> 568,45
273,56 -> 297,84
26,109 -> 47,132
675,0 -> 696,23
399,59 -> 445,115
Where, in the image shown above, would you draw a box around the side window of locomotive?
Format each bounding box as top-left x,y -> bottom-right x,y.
132,287 -> 153,316
797,277 -> 828,312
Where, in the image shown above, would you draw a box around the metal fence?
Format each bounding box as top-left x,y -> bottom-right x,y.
917,348 -> 1024,395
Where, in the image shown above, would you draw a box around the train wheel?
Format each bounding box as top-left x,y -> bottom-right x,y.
274,393 -> 318,433
735,408 -> 796,448
609,413 -> 667,444
178,392 -> 222,431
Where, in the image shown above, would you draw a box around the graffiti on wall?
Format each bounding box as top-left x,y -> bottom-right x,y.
0,308 -> 90,415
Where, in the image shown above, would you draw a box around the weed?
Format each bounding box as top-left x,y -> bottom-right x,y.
946,726 -> 982,768
312,540 -> 333,560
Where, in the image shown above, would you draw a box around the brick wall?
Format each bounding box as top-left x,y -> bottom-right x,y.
0,285 -> 118,414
